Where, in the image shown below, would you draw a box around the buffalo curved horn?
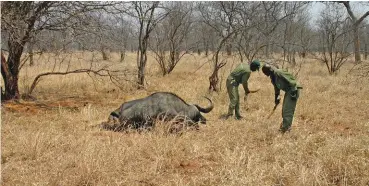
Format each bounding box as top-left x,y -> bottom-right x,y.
194,97 -> 214,113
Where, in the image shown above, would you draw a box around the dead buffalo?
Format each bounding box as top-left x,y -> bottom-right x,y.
102,92 -> 213,131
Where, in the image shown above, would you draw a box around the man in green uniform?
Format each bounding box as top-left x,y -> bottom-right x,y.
261,64 -> 302,133
225,60 -> 261,120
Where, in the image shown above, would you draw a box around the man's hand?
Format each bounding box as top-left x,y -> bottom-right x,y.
275,94 -> 281,105
290,90 -> 298,100
231,80 -> 238,86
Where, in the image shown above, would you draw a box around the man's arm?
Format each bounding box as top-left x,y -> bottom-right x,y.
241,73 -> 251,95
271,74 -> 281,105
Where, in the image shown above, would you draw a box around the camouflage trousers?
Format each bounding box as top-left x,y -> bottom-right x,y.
280,89 -> 301,131
226,78 -> 242,118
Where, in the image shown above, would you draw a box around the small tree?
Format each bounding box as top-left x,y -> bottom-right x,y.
1,2 -> 54,100
199,2 -> 240,91
315,4 -> 353,74
126,1 -> 168,88
1,1 -> 120,100
358,21 -> 369,60
151,2 -> 193,76
338,1 -> 369,62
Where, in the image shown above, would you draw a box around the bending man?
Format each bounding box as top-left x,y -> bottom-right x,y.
225,60 -> 260,120
261,64 -> 302,133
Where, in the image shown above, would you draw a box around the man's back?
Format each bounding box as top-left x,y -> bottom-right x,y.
273,69 -> 302,92
229,63 -> 251,84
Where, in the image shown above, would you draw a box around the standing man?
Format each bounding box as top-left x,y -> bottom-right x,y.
261,64 -> 302,133
225,60 -> 261,120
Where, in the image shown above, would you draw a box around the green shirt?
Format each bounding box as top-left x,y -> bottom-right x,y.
271,68 -> 302,95
228,63 -> 251,94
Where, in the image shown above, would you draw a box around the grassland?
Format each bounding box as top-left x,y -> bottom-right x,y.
1,52 -> 369,185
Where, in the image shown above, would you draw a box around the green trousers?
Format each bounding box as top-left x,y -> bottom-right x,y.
281,90 -> 300,131
226,78 -> 241,118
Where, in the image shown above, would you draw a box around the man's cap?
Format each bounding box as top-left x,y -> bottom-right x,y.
250,60 -> 261,70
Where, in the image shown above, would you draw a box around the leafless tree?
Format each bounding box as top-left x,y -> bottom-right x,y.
96,14 -> 111,61
314,4 -> 353,75
151,2 -> 194,76
124,2 -> 168,88
364,22 -> 369,60
199,2 -> 241,92
278,2 -> 311,66
257,2 -> 285,59
233,2 -> 261,62
338,1 -> 369,62
231,2 -> 308,65
295,10 -> 314,59
1,2 -> 56,100
112,17 -> 133,63
1,1 -> 121,101
241,2 -> 308,68
187,18 -> 216,56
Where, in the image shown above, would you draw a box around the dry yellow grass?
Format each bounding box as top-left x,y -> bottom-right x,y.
1,52 -> 369,186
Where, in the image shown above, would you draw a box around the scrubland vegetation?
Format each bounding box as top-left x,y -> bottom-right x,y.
1,52 -> 369,185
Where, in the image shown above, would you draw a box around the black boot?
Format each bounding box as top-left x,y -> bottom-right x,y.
235,105 -> 243,120
235,115 -> 243,120
279,127 -> 291,134
224,108 -> 234,120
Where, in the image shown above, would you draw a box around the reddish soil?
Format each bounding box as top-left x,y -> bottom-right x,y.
2,98 -> 92,115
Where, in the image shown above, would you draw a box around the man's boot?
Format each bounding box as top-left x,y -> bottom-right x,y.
225,107 -> 233,120
279,122 -> 291,133
235,115 -> 243,120
235,104 -> 243,120
279,127 -> 291,133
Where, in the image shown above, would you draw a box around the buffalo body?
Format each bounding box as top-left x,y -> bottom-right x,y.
104,92 -> 213,131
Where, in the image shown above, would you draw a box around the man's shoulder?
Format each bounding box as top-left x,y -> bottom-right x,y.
242,63 -> 251,72
274,68 -> 292,76
274,69 -> 299,84
233,63 -> 250,72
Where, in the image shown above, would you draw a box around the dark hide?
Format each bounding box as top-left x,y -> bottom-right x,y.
104,92 -> 213,131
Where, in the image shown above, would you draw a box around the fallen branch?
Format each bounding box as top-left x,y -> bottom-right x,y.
27,67 -> 133,96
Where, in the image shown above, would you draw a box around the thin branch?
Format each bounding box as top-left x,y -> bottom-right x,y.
27,67 -> 125,96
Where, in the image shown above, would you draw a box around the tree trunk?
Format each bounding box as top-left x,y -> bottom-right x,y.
170,50 -> 175,68
208,69 -> 219,92
137,51 -> 145,88
29,52 -> 34,66
340,2 -> 369,62
205,42 -> 209,56
353,26 -> 361,62
265,35 -> 270,58
197,43 -> 201,55
1,53 -> 6,99
137,38 -> 148,88
101,46 -> 109,60
175,50 -> 179,62
226,43 -> 232,56
1,40 -> 24,100
29,41 -> 34,66
137,59 -> 146,88
292,51 -> 296,66
120,49 -> 126,62
365,43 -> 368,60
